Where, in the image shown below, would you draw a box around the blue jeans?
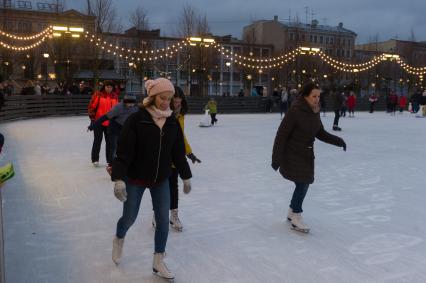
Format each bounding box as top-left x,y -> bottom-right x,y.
116,179 -> 170,253
290,182 -> 310,213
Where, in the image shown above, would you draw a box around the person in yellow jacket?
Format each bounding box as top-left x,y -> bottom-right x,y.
152,86 -> 201,231
205,98 -> 218,125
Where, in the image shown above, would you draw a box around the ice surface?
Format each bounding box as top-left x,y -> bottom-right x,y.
1,111 -> 426,283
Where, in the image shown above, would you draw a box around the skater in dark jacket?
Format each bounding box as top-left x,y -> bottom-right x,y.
110,78 -> 192,280
88,93 -> 138,174
332,90 -> 344,130
272,82 -> 346,233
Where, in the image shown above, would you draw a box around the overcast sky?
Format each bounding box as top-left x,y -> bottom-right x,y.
67,0 -> 426,44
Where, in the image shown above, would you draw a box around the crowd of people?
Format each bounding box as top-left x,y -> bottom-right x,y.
2,75 -> 426,281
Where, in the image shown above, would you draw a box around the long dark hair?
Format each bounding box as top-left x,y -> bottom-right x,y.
171,86 -> 188,115
301,82 -> 320,97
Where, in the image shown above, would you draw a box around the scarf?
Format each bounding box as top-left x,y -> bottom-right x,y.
311,104 -> 321,114
146,106 -> 173,129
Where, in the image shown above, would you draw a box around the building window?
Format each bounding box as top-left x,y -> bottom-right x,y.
330,37 -> 334,44
325,37 -> 329,44
253,48 -> 260,57
346,50 -> 350,57
343,39 -> 346,46
289,33 -> 294,40
314,35 -> 317,43
310,35 -> 313,42
320,36 -> 323,43
261,48 -> 270,57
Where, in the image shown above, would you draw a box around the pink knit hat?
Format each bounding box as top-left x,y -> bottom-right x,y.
145,78 -> 175,97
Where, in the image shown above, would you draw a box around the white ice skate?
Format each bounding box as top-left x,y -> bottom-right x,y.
153,253 -> 174,280
170,209 -> 183,232
290,213 -> 310,233
112,236 -> 124,265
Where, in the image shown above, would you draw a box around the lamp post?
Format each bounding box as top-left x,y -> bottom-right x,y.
247,74 -> 253,95
128,62 -> 135,92
43,53 -> 49,83
225,61 -> 231,96
188,36 -> 215,96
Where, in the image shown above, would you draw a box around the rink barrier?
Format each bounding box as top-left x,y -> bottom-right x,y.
0,95 -> 387,122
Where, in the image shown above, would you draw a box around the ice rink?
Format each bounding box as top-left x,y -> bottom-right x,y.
1,111 -> 426,283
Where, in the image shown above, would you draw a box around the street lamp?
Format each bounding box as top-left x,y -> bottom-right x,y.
247,74 -> 253,95
43,53 -> 49,82
188,36 -> 215,96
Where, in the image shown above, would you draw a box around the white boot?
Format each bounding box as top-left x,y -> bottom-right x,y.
152,214 -> 156,228
287,207 -> 294,222
112,236 -> 124,265
153,253 -> 174,279
290,213 -> 310,233
170,209 -> 183,231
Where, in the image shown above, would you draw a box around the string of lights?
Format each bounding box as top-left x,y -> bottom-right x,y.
84,31 -> 189,58
0,35 -> 48,51
396,58 -> 426,75
0,26 -> 52,41
0,26 -> 424,77
213,42 -> 299,64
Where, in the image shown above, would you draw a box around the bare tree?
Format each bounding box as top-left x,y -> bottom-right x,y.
176,3 -> 198,37
129,6 -> 149,30
196,14 -> 210,36
86,0 -> 120,33
410,28 -> 416,42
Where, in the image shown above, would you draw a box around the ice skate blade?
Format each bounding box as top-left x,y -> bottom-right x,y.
153,269 -> 174,280
291,224 -> 310,233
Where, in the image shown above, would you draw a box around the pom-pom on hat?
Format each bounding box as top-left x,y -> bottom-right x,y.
145,78 -> 175,98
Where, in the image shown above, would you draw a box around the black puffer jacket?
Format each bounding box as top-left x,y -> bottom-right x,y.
272,96 -> 345,184
111,108 -> 192,184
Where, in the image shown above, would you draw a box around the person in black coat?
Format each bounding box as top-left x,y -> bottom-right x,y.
332,90 -> 344,131
272,82 -> 346,233
110,78 -> 191,280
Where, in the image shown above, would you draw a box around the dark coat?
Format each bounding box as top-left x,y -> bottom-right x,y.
111,108 -> 192,184
272,96 -> 345,184
333,92 -> 344,111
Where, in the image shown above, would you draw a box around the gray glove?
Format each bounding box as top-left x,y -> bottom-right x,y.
114,180 -> 127,202
183,179 -> 191,194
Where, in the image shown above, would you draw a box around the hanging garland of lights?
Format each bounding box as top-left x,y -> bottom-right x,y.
0,36 -> 49,51
213,42 -> 298,64
83,31 -> 189,59
0,26 -> 52,41
0,25 -> 424,77
317,51 -> 384,69
316,51 -> 384,73
396,58 -> 426,76
213,42 -> 300,70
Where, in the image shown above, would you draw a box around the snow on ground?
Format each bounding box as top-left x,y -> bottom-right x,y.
0,111 -> 426,283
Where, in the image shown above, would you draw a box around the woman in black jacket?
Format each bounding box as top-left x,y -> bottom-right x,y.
272,83 -> 346,233
110,78 -> 192,280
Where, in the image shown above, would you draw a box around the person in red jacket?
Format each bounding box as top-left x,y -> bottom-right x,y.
389,91 -> 398,115
87,80 -> 119,166
347,91 -> 357,117
398,95 -> 407,113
